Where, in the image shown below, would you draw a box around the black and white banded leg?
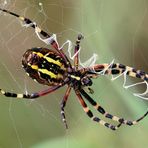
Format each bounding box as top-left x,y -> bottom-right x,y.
75,90 -> 123,130
60,86 -> 71,129
80,89 -> 148,126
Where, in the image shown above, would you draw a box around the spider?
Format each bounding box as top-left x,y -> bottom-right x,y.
0,8 -> 148,131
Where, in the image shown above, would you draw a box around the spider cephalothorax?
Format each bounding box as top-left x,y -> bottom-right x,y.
0,8 -> 148,130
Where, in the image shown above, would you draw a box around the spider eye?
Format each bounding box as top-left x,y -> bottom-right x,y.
81,77 -> 92,86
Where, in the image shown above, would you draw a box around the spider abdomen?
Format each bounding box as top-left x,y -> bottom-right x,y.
22,47 -> 68,86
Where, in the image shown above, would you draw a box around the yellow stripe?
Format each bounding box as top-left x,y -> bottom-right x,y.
44,56 -> 62,67
38,69 -> 57,78
31,65 -> 38,70
36,26 -> 42,33
33,52 -> 43,58
28,63 -> 39,70
19,16 -> 25,21
0,90 -> 5,95
33,52 -> 62,67
70,75 -> 80,80
17,94 -> 24,98
29,64 -> 57,79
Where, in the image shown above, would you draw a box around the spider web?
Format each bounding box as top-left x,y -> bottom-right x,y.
0,0 -> 148,148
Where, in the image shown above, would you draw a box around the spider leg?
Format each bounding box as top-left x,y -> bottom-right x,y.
0,8 -> 71,67
74,34 -> 84,70
0,84 -> 64,99
80,89 -> 148,126
0,9 -> 55,48
75,90 -> 123,130
92,63 -> 148,81
60,86 -> 71,129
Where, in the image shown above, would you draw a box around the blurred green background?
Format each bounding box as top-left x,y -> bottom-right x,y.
0,0 -> 148,148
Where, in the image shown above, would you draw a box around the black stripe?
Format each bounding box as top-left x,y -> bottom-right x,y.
126,71 -> 130,75
119,64 -> 126,69
80,89 -> 97,106
136,73 -> 141,78
119,118 -> 124,123
104,123 -> 110,128
4,92 -> 17,97
132,68 -> 137,73
40,30 -> 50,37
121,69 -> 126,73
46,53 -> 65,63
39,72 -> 62,83
111,69 -> 120,74
0,9 -> 19,17
110,125 -> 116,130
24,18 -> 33,24
97,106 -> 105,114
39,58 -> 65,75
86,110 -> 93,118
80,89 -> 106,115
110,63 -> 117,68
93,117 -> 100,122
126,121 -> 133,126
105,113 -> 113,119
139,70 -> 145,75
25,66 -> 36,73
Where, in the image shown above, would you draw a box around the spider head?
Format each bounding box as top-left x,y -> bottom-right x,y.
22,49 -> 40,68
81,76 -> 92,86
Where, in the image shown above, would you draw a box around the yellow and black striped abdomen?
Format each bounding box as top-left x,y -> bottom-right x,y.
22,47 -> 68,86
